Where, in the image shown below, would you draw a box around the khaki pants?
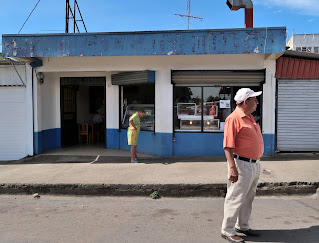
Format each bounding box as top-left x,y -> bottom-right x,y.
221,158 -> 261,236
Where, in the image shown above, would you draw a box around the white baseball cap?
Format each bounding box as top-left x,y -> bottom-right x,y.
234,88 -> 262,104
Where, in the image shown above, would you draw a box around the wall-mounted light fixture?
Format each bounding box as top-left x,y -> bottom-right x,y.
36,72 -> 44,84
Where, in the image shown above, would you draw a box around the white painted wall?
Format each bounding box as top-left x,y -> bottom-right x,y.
155,69 -> 172,133
262,60 -> 277,134
106,72 -> 119,129
287,34 -> 319,52
37,55 -> 266,72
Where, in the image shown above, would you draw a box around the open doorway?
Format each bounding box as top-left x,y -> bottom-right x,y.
60,77 -> 106,148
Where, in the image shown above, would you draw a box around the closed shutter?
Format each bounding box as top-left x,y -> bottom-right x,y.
0,87 -> 27,160
172,70 -> 265,86
277,80 -> 319,152
111,71 -> 155,85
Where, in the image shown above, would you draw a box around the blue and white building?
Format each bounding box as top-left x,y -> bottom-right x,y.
1,27 -> 286,160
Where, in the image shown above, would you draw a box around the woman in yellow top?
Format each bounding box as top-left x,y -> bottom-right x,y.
127,110 -> 145,163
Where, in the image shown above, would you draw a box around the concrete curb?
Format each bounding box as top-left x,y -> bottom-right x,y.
1,182 -> 318,197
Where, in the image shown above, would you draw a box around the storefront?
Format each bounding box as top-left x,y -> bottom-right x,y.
276,51 -> 319,152
2,27 -> 286,158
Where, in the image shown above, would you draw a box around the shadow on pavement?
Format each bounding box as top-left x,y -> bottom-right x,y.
1,152 -> 319,165
0,155 -> 227,165
242,225 -> 319,242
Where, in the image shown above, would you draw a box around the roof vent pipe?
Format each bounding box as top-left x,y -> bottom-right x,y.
226,0 -> 253,28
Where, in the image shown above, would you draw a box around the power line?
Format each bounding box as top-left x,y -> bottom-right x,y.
18,0 -> 41,34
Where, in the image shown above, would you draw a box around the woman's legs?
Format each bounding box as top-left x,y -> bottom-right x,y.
131,145 -> 137,162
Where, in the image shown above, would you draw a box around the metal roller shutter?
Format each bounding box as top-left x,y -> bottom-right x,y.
277,80 -> 319,152
172,70 -> 265,86
0,87 -> 27,160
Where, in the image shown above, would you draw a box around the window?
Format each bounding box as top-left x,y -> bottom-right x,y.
296,47 -> 302,52
314,47 -> 319,53
302,47 -> 307,52
120,83 -> 155,131
306,47 -> 312,52
174,86 -> 262,132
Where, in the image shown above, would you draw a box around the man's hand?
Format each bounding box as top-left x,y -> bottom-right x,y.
228,166 -> 238,183
224,148 -> 238,183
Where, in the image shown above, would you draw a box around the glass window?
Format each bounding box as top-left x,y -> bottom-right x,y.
302,47 -> 307,52
174,86 -> 262,132
306,47 -> 312,52
121,83 -> 155,131
174,87 -> 202,131
296,47 -> 302,52
314,47 -> 319,53
203,87 -> 231,131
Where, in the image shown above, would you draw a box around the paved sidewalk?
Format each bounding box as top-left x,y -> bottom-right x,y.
0,148 -> 318,197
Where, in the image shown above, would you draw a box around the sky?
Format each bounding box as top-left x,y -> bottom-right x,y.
0,0 -> 318,52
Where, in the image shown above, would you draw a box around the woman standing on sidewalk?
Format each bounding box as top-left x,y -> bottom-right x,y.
127,109 -> 146,163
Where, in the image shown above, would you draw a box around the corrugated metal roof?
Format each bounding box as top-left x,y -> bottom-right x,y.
276,56 -> 319,79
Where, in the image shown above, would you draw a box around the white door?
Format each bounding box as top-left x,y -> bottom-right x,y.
0,87 -> 28,160
277,80 -> 319,152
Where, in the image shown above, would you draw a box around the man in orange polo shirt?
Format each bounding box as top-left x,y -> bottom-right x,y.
221,88 -> 263,243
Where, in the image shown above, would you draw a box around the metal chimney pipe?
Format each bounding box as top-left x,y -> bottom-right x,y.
226,0 -> 254,28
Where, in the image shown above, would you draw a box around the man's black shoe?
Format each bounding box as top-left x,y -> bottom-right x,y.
235,228 -> 260,237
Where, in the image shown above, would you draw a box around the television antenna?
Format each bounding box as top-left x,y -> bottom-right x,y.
174,0 -> 203,30
65,0 -> 87,33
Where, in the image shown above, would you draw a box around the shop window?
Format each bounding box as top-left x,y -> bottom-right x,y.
121,83 -> 155,131
174,86 -> 262,132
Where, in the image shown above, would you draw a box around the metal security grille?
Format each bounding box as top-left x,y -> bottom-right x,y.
277,80 -> 319,152
172,70 -> 265,86
111,71 -> 155,85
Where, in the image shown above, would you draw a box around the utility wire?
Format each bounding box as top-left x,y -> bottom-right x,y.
18,0 -> 41,34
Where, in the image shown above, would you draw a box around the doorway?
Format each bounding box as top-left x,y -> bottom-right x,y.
60,77 -> 106,148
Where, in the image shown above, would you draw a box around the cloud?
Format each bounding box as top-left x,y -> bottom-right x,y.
255,0 -> 319,16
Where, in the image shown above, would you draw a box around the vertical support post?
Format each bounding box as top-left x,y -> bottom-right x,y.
73,0 -> 76,33
65,0 -> 69,33
245,8 -> 253,28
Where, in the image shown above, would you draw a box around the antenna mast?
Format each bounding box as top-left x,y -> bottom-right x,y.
65,0 -> 87,33
174,0 -> 203,30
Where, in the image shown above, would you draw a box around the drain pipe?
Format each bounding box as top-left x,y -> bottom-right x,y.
226,0 -> 254,28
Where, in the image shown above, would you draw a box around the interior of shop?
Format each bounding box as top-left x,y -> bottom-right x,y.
174,85 -> 262,132
120,83 -> 155,131
60,77 -> 106,147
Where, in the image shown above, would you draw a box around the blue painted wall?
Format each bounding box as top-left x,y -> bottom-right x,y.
263,133 -> 275,155
34,128 -> 61,154
107,129 -> 275,157
2,28 -> 286,58
173,132 -> 225,156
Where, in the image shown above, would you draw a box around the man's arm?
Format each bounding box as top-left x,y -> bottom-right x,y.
224,147 -> 238,183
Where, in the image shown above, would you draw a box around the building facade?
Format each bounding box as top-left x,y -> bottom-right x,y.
275,50 -> 319,152
287,34 -> 319,53
2,28 -> 286,159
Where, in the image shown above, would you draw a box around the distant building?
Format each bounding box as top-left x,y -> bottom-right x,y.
287,34 -> 319,53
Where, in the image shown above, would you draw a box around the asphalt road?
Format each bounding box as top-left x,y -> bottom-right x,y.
0,195 -> 318,243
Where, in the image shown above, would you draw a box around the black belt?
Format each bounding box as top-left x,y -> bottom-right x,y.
234,154 -> 258,163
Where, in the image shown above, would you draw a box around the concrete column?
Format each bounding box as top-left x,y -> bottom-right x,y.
105,72 -> 120,148
263,59 -> 276,155
154,69 -> 173,156
26,65 -> 34,156
155,69 -> 173,133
